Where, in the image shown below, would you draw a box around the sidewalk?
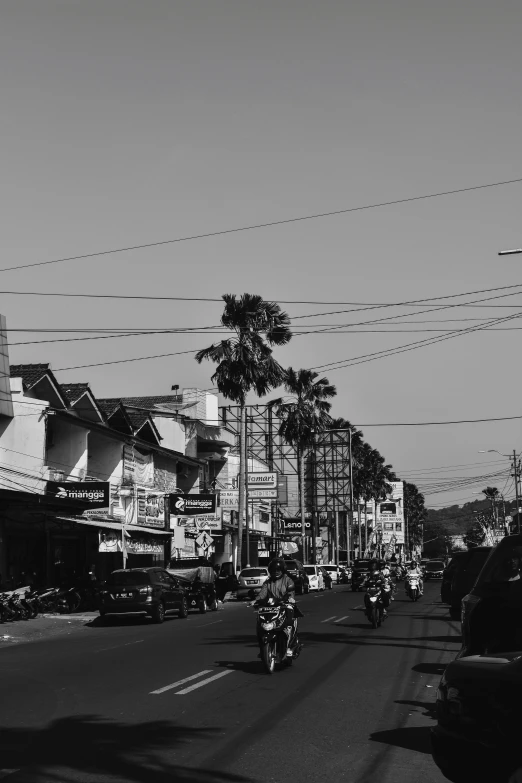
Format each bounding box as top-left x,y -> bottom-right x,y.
0,612 -> 97,649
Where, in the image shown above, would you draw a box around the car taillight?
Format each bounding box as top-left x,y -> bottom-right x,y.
139,586 -> 153,596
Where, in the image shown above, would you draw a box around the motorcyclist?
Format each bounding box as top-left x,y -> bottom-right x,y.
381,562 -> 395,602
405,561 -> 423,596
253,558 -> 301,657
364,560 -> 388,615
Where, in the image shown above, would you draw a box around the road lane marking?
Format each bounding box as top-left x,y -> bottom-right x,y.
176,670 -> 234,695
95,640 -> 144,653
321,616 -> 337,623
334,615 -> 349,623
150,670 -> 212,694
193,620 -> 222,628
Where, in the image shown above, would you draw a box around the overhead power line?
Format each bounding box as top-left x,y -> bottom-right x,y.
1,176 -> 521,274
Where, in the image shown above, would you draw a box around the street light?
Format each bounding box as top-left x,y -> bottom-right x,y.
479,449 -> 521,533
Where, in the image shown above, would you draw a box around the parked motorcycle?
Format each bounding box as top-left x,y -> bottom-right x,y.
406,575 -> 421,602
365,584 -> 385,628
254,599 -> 302,674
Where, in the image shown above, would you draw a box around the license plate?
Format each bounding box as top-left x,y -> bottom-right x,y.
116,593 -> 133,599
246,580 -> 258,585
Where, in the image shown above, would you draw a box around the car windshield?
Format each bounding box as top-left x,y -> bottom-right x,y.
240,568 -> 267,577
304,566 -> 316,575
426,562 -> 444,571
323,566 -> 336,572
353,560 -> 369,569
284,561 -> 298,569
477,544 -> 522,584
107,571 -> 150,586
466,548 -> 493,576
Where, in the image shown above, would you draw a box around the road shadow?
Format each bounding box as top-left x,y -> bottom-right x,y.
85,615 -> 182,629
369,725 -> 432,755
414,635 -> 462,644
206,634 -> 258,648
412,661 -> 448,676
214,659 -> 265,675
0,715 -> 254,783
395,699 -> 437,719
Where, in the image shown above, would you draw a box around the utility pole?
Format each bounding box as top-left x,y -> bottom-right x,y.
347,428 -> 353,566
514,449 -> 521,534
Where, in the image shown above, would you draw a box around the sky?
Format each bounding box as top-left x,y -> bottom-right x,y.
1,0 -> 522,510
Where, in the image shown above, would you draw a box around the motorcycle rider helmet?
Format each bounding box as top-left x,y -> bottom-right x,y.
368,559 -> 379,572
268,558 -> 286,578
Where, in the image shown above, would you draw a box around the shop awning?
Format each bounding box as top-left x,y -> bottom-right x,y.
56,516 -> 172,536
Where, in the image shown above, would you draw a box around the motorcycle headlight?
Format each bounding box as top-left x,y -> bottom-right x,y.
262,622 -> 275,630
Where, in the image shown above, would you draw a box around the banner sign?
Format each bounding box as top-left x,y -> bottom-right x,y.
46,481 -> 110,508
247,472 -> 278,489
248,488 -> 277,499
135,489 -> 166,529
169,494 -> 217,516
99,531 -> 121,553
123,446 -> 154,486
126,536 -> 164,556
376,481 -> 404,544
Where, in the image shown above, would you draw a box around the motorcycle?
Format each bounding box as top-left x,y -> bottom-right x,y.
254,598 -> 302,674
406,576 -> 421,602
0,591 -> 30,621
365,584 -> 385,628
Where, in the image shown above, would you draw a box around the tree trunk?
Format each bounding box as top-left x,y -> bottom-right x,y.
300,446 -> 306,562
237,403 -> 246,571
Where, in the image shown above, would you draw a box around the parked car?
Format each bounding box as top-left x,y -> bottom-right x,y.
461,536 -> 522,658
236,567 -> 269,600
304,565 -> 325,591
424,560 -> 445,580
432,650 -> 522,783
441,552 -> 468,604
282,558 -> 309,594
351,559 -> 371,591
443,546 -> 493,620
99,567 -> 188,623
167,565 -> 218,613
322,564 -> 343,584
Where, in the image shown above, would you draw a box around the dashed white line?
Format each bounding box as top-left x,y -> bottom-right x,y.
334,615 -> 349,623
95,640 -> 144,653
193,620 -> 222,628
176,670 -> 234,695
321,616 -> 337,623
150,670 -> 212,695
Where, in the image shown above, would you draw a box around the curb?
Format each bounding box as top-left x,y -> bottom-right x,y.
41,614 -> 97,620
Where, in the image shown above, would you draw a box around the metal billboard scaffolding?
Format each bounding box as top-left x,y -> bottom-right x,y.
312,429 -> 353,564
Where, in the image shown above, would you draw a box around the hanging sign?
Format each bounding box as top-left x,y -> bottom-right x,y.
219,490 -> 239,510
99,531 -> 122,553
169,494 -> 217,516
136,489 -> 166,529
248,472 -> 278,489
47,481 -> 110,508
195,514 -> 222,531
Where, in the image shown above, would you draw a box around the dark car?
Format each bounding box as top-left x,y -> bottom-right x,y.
460,535 -> 522,659
441,552 -> 467,605
282,558 -> 309,595
442,546 -> 493,620
351,559 -> 371,592
424,560 -> 445,580
432,651 -> 522,783
99,567 -> 188,623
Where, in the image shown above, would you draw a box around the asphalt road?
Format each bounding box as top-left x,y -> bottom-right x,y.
0,582 -> 460,783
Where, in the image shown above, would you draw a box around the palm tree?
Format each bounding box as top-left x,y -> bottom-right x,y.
196,293 -> 291,568
404,482 -> 428,556
269,369 -> 336,561
482,486 -> 499,526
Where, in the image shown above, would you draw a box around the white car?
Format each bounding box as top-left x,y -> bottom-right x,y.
304,565 -> 325,591
322,564 -> 343,584
236,567 -> 269,600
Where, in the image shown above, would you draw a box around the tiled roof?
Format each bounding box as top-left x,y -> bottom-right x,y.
99,395 -> 183,410
59,383 -> 91,404
126,411 -> 151,431
9,363 -> 51,389
96,400 -> 123,418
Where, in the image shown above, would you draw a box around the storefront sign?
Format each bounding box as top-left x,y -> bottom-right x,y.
126,536 -> 165,556
123,446 -> 154,486
46,481 -> 110,508
170,494 -> 216,516
195,514 -> 222,531
220,490 -> 239,510
137,489 -> 166,529
283,520 -> 312,531
99,531 -> 122,553
248,472 -> 278,489
248,488 -> 277,499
